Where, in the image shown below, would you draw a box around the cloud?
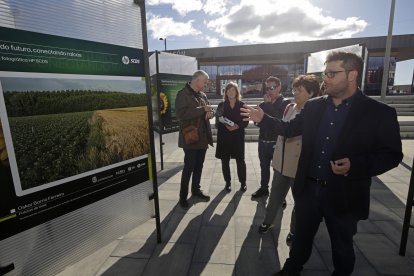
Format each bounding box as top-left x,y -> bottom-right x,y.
207,0 -> 367,43
204,0 -> 228,16
206,36 -> 220,47
147,14 -> 201,39
146,0 -> 203,16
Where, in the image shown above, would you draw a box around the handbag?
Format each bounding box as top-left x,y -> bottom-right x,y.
182,119 -> 201,144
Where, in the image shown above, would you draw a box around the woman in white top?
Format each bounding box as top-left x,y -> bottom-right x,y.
258,75 -> 321,245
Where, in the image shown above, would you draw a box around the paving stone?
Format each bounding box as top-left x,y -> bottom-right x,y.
234,245 -> 279,276
142,243 -> 194,275
193,225 -> 236,264
235,216 -> 275,248
189,263 -> 235,276
56,240 -> 120,276
355,233 -> 414,275
369,197 -> 402,221
110,239 -> 156,259
96,257 -> 147,276
161,212 -> 202,244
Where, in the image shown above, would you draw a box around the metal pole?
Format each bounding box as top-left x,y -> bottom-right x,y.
159,38 -> 167,51
380,0 -> 396,101
137,0 -> 162,243
411,68 -> 414,94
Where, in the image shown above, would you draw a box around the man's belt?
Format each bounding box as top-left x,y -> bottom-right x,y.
307,176 -> 328,186
259,139 -> 277,143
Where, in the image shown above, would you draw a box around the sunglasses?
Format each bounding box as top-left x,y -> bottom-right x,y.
265,85 -> 280,91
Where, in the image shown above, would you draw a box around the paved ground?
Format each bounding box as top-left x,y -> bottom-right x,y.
58,140 -> 414,276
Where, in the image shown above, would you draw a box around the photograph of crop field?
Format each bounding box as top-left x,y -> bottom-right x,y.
0,77 -> 149,190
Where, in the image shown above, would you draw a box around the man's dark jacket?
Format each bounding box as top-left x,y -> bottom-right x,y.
175,83 -> 213,149
259,91 -> 403,219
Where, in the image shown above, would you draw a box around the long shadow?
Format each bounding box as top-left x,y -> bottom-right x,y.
100,195 -> 188,275
97,159 -> 191,275
141,189 -> 239,275
234,197 -> 283,276
188,189 -> 243,275
101,188 -> 239,275
157,163 -> 184,186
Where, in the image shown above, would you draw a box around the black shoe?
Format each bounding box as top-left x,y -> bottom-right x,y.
258,223 -> 273,234
179,199 -> 189,209
192,189 -> 210,201
282,200 -> 287,210
225,182 -> 231,192
240,183 -> 247,192
286,232 -> 294,246
251,188 -> 269,198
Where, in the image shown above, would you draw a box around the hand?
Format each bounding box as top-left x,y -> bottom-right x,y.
264,94 -> 272,103
226,123 -> 239,131
330,158 -> 350,176
205,111 -> 213,120
240,104 -> 264,123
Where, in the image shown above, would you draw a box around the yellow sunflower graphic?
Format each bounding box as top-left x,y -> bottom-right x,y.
159,92 -> 168,114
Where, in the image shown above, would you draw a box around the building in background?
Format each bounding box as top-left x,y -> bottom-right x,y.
169,34 -> 414,98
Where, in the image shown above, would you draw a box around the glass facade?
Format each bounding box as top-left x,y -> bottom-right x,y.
201,63 -> 305,98
365,57 -> 396,95
201,56 -> 398,97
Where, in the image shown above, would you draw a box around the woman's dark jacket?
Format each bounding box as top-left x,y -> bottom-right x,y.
215,100 -> 249,159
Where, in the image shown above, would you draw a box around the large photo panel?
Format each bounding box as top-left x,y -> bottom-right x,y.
0,27 -> 151,240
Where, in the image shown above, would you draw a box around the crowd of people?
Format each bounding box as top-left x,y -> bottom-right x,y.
175,51 -> 403,276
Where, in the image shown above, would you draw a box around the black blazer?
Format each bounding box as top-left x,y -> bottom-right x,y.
215,100 -> 249,160
260,90 -> 403,219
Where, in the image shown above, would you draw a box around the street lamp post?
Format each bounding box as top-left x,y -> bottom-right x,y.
380,0 -> 395,100
159,37 -> 167,51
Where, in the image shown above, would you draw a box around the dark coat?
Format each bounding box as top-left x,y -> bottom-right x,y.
215,101 -> 249,159
175,83 -> 213,149
259,91 -> 403,219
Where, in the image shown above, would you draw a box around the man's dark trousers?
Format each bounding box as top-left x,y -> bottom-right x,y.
180,148 -> 207,200
258,140 -> 275,189
283,179 -> 359,276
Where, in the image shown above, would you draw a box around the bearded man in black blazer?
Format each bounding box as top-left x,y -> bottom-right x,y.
242,51 -> 403,276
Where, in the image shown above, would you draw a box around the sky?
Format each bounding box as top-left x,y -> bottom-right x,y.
145,0 -> 414,85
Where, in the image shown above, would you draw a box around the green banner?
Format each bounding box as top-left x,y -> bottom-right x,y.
158,73 -> 191,133
0,27 -> 144,76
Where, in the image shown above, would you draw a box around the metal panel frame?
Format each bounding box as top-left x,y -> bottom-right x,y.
0,1 -> 160,275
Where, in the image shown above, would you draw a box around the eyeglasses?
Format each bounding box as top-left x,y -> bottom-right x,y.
265,85 -> 280,91
323,70 -> 347,79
